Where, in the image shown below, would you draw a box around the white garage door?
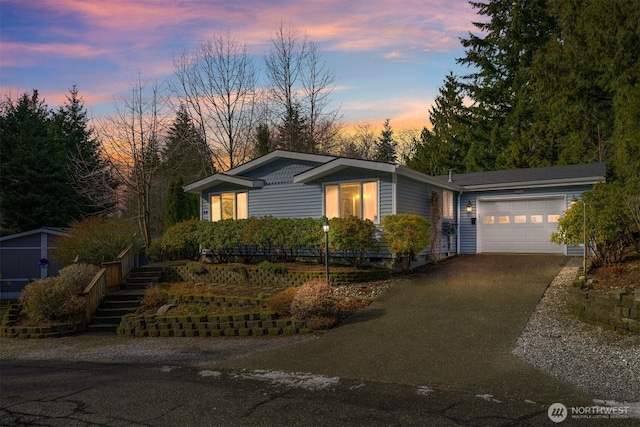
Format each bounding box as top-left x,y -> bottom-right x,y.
478,198 -> 564,253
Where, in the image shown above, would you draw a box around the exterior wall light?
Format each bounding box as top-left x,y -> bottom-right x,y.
466,200 -> 473,213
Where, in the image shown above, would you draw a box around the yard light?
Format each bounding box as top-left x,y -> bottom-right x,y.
323,220 -> 330,283
583,201 -> 587,282
466,200 -> 473,213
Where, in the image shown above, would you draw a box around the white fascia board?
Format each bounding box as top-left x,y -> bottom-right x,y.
0,228 -> 69,242
461,176 -> 605,192
395,166 -> 462,191
228,150 -> 336,176
183,174 -> 264,193
294,158 -> 396,183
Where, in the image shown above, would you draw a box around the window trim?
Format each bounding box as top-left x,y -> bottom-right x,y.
323,180 -> 380,223
209,191 -> 248,221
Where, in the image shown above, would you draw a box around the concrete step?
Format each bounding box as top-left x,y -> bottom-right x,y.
94,306 -> 138,318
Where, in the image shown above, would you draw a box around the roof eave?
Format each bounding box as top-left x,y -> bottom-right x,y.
228,150 -> 336,176
461,176 -> 606,192
293,159 -> 396,183
183,174 -> 265,193
396,166 -> 462,191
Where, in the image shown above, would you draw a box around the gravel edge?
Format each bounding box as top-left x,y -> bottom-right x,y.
512,257 -> 640,402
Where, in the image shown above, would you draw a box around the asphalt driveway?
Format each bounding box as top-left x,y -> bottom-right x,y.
216,254 -> 591,405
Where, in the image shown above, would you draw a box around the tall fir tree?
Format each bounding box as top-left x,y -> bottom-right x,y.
373,119 -> 397,163
0,91 -> 78,233
407,73 -> 472,175
51,86 -> 117,215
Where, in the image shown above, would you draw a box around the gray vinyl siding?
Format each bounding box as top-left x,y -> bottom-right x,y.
0,230 -> 65,300
459,184 -> 596,255
243,159 -> 321,184
249,183 -> 322,218
392,175 -> 459,257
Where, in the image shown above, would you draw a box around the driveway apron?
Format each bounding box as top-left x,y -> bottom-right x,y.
216,254 -> 591,404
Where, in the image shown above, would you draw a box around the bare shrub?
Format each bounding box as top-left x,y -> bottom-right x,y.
57,263 -> 100,294
20,277 -> 74,321
290,280 -> 338,321
141,286 -> 169,311
305,315 -> 336,330
268,286 -> 301,317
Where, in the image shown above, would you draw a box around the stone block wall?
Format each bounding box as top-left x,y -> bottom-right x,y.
568,286 -> 640,334
117,311 -> 311,337
0,304 -> 86,338
164,264 -> 391,287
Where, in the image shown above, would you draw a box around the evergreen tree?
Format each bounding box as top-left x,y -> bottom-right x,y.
51,86 -> 117,215
162,105 -> 215,181
274,106 -> 312,153
373,119 -> 396,163
164,177 -> 198,230
254,123 -> 272,157
407,73 -> 472,175
0,91 -> 76,232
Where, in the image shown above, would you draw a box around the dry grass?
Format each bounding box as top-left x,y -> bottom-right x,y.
589,254 -> 640,294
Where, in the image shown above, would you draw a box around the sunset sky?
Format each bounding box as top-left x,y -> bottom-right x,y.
1,0 -> 481,131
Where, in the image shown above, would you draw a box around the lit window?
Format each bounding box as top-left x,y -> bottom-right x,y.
531,215 -> 543,224
483,216 -> 495,224
210,192 -> 248,221
547,214 -> 560,223
499,215 -> 510,224
324,181 -> 378,222
443,191 -> 454,219
514,215 -> 527,223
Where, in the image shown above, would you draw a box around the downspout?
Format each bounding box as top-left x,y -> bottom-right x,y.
456,190 -> 462,255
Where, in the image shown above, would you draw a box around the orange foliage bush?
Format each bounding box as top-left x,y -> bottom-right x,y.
268,286 -> 301,317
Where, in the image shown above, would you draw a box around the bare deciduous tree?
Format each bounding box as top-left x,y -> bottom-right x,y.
171,30 -> 257,171
265,23 -> 340,153
96,79 -> 168,246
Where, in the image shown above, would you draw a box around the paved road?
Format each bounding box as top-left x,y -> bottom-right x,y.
1,255 -> 636,426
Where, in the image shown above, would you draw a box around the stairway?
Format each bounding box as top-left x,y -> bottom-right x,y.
87,266 -> 163,333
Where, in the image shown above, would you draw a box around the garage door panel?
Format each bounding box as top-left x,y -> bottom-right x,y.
479,198 -> 564,254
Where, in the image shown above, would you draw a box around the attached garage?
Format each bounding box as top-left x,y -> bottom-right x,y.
477,197 -> 565,254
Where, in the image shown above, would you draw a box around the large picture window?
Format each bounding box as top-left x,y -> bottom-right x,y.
210,192 -> 248,221
324,181 -> 378,222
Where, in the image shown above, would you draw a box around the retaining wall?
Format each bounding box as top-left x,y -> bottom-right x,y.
567,284 -> 640,334
163,264 -> 391,287
0,304 -> 86,338
117,311 -> 310,337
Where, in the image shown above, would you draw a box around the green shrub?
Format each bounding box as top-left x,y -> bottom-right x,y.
258,261 -> 287,275
552,182 -> 639,267
161,219 -> 201,261
268,286 -> 301,317
57,263 -> 100,294
381,214 -> 431,272
50,216 -> 141,266
197,220 -> 242,263
146,238 -> 165,262
290,280 -> 338,322
329,216 -> 379,267
141,286 -> 168,311
20,277 -> 83,321
186,261 -> 207,275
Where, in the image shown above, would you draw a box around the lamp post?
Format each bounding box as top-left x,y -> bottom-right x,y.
323,220 -> 330,283
571,195 -> 587,282
583,201 -> 587,282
